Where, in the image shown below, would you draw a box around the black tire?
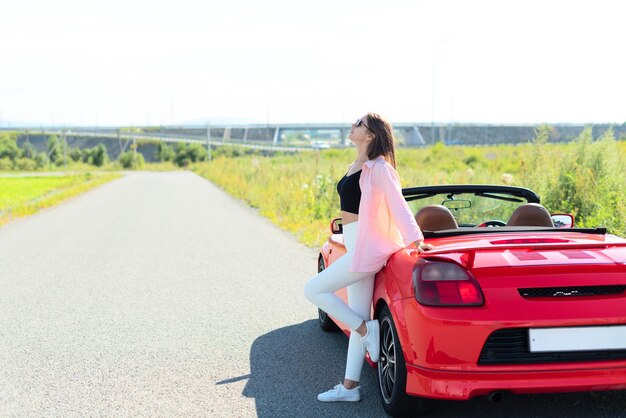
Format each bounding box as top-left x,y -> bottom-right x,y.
378,305 -> 427,416
317,256 -> 339,332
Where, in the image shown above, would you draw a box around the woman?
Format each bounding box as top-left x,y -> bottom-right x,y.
304,112 -> 435,402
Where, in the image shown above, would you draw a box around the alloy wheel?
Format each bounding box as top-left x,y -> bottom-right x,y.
378,315 -> 396,404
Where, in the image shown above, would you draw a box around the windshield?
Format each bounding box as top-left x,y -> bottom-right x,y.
405,192 -> 523,226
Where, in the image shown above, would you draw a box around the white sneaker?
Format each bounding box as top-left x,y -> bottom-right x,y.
317,383 -> 361,402
361,319 -> 380,362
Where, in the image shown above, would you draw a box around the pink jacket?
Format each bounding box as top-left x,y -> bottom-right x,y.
349,155 -> 424,272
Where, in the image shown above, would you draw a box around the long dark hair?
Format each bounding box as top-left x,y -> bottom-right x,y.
365,112 -> 397,169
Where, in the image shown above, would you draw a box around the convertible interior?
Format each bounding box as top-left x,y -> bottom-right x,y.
401,185 -> 605,238
414,202 -> 555,232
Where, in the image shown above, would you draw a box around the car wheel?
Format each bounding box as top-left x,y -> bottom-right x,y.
378,305 -> 426,416
317,256 -> 339,332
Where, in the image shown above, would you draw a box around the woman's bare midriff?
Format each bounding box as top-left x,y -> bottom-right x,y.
341,211 -> 358,226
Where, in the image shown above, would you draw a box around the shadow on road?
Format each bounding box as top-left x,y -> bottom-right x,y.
233,319 -> 626,417
239,319 -> 385,417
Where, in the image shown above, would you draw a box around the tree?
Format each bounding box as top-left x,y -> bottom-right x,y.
187,143 -> 208,162
157,142 -> 175,162
91,144 -> 108,167
173,142 -> 208,167
34,152 -> 48,168
20,140 -> 37,159
47,135 -> 63,164
119,150 -> 145,169
69,147 -> 82,162
0,133 -> 20,161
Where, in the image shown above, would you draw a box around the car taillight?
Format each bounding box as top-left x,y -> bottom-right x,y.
413,259 -> 484,307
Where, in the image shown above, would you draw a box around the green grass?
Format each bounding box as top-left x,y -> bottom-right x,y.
0,173 -> 121,226
192,129 -> 626,248
0,176 -> 85,207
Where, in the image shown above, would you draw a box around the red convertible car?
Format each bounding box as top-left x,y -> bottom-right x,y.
317,185 -> 626,416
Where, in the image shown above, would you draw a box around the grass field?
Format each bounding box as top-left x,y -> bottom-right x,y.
0,173 -> 121,226
193,128 -> 626,248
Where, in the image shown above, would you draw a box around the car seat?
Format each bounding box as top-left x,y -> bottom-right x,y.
415,205 -> 459,231
506,203 -> 554,227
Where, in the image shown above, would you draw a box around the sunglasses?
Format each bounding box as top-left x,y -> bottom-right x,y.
355,118 -> 373,132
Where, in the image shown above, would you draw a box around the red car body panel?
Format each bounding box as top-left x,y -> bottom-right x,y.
320,230 -> 626,400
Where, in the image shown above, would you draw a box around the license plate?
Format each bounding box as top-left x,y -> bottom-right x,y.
529,325 -> 626,353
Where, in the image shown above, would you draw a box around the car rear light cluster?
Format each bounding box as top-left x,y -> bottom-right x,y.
412,259 -> 484,306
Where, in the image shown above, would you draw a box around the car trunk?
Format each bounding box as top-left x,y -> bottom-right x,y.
426,234 -> 626,365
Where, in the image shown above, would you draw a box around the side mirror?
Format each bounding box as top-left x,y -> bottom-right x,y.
551,213 -> 574,228
330,217 -> 343,234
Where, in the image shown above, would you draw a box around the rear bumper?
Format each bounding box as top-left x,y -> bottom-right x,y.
406,363 -> 626,400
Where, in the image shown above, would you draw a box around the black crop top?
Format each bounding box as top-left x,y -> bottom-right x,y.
336,169 -> 362,214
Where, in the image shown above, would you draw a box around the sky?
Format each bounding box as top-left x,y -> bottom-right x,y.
0,0 -> 624,127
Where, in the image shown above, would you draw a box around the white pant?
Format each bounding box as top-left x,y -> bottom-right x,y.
304,221 -> 381,381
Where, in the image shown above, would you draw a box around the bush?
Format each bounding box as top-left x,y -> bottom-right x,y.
541,126 -> 626,233
69,147 -> 82,162
81,144 -> 108,167
20,140 -> 37,159
91,144 -> 108,167
173,143 -> 208,167
212,145 -> 241,158
119,150 -> 145,169
47,136 -> 63,164
0,133 -> 20,161
0,157 -> 13,170
15,157 -> 37,171
34,152 -> 48,168
156,143 -> 175,162
462,153 -> 481,167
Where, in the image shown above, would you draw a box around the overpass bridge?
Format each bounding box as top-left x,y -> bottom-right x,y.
202,123 -> 426,146
13,123 -> 427,156
5,123 -> 623,158
18,128 -> 315,156
22,122 -> 426,147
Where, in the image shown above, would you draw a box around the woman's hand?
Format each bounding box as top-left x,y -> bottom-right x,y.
413,241 -> 436,253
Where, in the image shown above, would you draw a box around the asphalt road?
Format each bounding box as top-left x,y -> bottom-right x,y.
0,171 -> 625,417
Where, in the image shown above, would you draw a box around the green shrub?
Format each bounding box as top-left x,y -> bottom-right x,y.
119,150 -> 145,169
15,157 -> 37,171
20,140 -> 37,160
34,152 -> 48,169
0,133 -> 20,161
47,136 -> 63,164
156,143 -> 175,162
0,157 -> 13,170
174,143 -> 208,167
462,154 -> 481,167
541,127 -> 626,233
91,144 -> 108,167
212,145 -> 250,159
69,147 -> 82,162
81,144 -> 108,167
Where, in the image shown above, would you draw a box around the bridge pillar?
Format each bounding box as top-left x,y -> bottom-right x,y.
405,126 -> 425,146
223,128 -> 231,141
339,128 -> 348,146
243,128 -> 248,142
273,127 -> 281,144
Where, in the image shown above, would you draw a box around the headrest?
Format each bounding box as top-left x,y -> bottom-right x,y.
507,203 -> 554,227
415,205 -> 458,231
